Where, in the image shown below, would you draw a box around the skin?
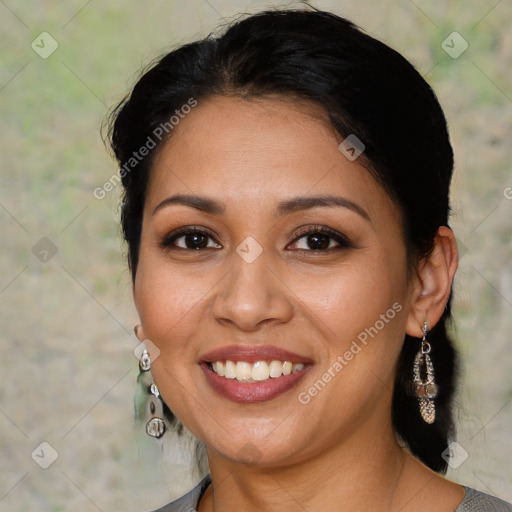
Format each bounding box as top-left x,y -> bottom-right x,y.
133,95 -> 462,511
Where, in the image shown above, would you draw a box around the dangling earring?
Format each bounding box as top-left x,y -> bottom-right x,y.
138,346 -> 167,439
413,321 -> 438,424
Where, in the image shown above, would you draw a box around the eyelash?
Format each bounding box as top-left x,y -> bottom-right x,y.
159,225 -> 355,254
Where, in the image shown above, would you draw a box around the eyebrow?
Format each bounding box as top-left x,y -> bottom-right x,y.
152,193 -> 371,222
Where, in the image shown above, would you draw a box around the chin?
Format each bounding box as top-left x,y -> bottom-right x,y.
205,430 -> 304,468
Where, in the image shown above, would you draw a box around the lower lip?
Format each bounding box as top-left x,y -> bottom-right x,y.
200,363 -> 312,403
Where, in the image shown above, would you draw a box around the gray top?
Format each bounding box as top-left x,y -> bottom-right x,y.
149,474 -> 512,511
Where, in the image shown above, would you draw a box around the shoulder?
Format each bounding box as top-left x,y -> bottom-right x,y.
455,486 -> 512,512
146,474 -> 212,512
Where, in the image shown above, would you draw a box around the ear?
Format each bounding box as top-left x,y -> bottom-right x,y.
132,275 -> 145,340
406,226 -> 459,337
134,323 -> 146,342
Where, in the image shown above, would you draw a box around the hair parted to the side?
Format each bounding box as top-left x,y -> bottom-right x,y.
105,7 -> 458,473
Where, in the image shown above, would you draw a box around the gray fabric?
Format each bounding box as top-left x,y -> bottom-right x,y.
455,486 -> 512,511
149,474 -> 211,512
148,474 -> 512,511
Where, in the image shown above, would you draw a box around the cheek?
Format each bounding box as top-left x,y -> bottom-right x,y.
133,259 -> 212,425
133,246 -> 214,355
287,255 -> 408,406
286,253 -> 406,342
290,262 -> 407,429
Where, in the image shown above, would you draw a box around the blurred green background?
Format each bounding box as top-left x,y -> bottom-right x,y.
0,1 -> 511,510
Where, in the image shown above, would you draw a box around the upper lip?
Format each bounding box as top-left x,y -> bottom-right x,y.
200,344 -> 313,364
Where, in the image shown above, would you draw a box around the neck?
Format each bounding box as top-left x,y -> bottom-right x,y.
199,419 -> 411,512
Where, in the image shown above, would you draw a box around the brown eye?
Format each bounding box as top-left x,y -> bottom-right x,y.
180,232 -> 210,249
288,226 -> 355,252
160,228 -> 222,251
300,232 -> 333,250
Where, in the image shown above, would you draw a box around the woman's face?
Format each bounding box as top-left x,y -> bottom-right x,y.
134,95 -> 416,467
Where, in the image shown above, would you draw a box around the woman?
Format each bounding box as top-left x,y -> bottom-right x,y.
106,8 -> 512,512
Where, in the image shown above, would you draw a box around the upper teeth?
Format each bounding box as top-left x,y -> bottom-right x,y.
210,360 -> 305,382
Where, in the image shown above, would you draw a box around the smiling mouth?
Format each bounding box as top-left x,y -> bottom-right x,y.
208,360 -> 306,382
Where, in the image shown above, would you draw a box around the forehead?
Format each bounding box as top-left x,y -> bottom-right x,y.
145,95 -> 396,222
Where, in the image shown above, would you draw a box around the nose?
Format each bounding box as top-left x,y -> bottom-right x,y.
211,245 -> 294,331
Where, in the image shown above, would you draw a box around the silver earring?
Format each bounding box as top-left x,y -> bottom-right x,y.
138,347 -> 167,438
413,322 -> 438,424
